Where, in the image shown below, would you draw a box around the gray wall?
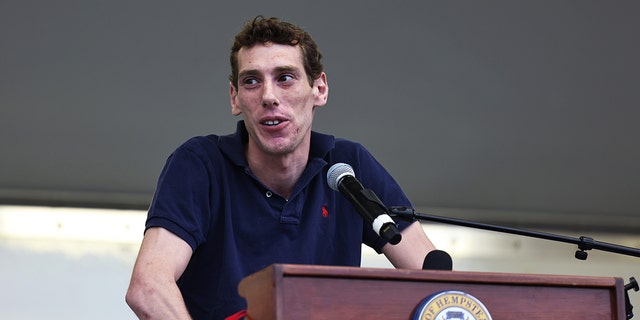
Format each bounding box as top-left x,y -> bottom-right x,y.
2,2 -> 639,226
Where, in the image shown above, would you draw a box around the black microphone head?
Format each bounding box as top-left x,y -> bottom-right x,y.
327,163 -> 355,191
422,250 -> 453,271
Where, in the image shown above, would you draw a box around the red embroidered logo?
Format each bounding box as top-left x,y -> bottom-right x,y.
321,205 -> 329,218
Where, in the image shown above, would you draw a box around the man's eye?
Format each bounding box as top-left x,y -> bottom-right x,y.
279,74 -> 294,82
243,78 -> 259,85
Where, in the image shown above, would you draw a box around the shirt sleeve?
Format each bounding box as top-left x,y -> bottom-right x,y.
145,141 -> 214,251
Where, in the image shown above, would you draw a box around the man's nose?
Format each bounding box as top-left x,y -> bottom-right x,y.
261,81 -> 279,107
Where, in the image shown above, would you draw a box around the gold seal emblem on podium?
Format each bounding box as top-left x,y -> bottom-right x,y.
412,290 -> 492,320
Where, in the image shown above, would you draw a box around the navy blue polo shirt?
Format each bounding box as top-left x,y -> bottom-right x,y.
146,121 -> 413,319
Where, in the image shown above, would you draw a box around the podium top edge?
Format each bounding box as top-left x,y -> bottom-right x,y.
266,263 -> 622,288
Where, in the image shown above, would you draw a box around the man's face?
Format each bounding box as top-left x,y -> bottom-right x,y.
230,43 -> 328,157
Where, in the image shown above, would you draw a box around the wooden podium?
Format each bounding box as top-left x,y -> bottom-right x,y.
238,264 -> 626,319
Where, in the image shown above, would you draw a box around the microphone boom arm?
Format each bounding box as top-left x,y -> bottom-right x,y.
389,206 -> 640,259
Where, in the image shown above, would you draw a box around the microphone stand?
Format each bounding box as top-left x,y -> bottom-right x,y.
389,206 -> 640,319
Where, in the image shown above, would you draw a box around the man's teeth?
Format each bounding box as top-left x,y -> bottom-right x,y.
264,120 -> 281,126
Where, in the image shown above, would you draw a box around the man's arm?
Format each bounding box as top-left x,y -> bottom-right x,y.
381,221 -> 436,269
126,227 -> 194,319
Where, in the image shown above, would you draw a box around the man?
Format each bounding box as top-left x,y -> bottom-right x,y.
126,16 -> 436,319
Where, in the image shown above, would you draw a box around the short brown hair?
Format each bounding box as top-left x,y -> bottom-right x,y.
229,16 -> 323,89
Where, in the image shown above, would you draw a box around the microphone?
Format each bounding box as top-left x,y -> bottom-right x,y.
421,250 -> 453,270
327,163 -> 402,245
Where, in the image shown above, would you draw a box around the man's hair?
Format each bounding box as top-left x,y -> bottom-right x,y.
229,16 -> 323,89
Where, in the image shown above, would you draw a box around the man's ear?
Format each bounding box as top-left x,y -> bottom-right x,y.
230,82 -> 242,116
313,72 -> 329,107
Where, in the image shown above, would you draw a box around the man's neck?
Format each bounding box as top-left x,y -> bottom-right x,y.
246,143 -> 310,200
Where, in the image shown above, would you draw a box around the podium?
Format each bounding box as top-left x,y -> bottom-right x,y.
238,264 -> 625,319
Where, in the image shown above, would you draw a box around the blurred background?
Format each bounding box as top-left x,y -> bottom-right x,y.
1,1 -> 639,318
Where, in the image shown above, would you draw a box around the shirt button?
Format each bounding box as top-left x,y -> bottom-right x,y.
265,191 -> 273,198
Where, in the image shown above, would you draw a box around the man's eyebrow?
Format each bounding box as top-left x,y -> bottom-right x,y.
273,65 -> 301,74
238,69 -> 260,79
